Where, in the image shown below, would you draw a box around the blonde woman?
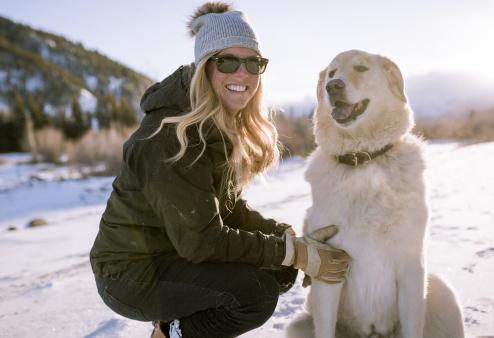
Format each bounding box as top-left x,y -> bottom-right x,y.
90,3 -> 350,338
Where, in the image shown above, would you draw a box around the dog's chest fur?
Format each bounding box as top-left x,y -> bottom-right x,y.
305,136 -> 427,335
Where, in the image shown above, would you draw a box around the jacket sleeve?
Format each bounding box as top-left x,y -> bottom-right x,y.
134,130 -> 285,268
224,198 -> 293,237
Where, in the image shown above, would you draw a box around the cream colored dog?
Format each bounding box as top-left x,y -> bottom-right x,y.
286,50 -> 465,338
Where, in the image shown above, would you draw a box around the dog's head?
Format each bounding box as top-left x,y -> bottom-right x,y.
314,50 -> 414,153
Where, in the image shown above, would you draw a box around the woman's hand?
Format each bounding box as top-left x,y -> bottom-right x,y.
282,225 -> 351,284
273,223 -> 297,238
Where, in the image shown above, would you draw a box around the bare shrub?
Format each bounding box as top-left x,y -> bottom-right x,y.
414,107 -> 494,142
273,105 -> 494,159
67,126 -> 135,175
273,113 -> 315,158
33,127 -> 66,163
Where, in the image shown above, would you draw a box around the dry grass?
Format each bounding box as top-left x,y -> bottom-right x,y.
66,125 -> 135,175
33,127 -> 66,163
272,106 -> 494,158
414,108 -> 494,142
273,113 -> 315,158
26,124 -> 136,175
25,106 -> 494,177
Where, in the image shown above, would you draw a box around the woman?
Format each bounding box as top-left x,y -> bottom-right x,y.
90,3 -> 350,338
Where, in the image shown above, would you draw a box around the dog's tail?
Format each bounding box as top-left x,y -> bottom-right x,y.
424,273 -> 465,338
286,311 -> 314,338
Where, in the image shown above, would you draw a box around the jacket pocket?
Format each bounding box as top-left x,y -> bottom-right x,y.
102,285 -> 147,321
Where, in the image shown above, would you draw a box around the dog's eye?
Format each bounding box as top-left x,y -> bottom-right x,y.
328,69 -> 336,78
354,65 -> 369,73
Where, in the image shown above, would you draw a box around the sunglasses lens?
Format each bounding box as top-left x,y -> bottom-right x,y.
216,57 -> 240,73
246,58 -> 267,75
213,56 -> 268,75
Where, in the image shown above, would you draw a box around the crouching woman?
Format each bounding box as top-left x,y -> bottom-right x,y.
90,3 -> 350,338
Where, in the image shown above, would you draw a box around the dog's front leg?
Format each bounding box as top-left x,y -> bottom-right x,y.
397,257 -> 426,338
309,279 -> 343,338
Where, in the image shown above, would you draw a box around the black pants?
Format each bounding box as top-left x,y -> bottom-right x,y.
95,256 -> 298,338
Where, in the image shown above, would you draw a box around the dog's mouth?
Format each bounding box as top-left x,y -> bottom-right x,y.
331,98 -> 370,124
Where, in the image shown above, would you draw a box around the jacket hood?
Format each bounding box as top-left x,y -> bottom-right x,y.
137,63 -> 231,154
140,63 -> 195,114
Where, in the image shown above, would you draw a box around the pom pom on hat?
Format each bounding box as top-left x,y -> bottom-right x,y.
187,2 -> 233,36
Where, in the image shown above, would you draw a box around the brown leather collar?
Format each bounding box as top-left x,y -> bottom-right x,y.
336,144 -> 393,167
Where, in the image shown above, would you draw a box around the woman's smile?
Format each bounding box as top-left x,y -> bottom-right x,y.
226,84 -> 248,92
207,47 -> 260,115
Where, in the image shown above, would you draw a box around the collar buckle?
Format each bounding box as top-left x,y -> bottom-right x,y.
349,152 -> 358,166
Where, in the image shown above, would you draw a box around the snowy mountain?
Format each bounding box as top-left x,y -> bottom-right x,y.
0,15 -> 153,116
274,72 -> 494,121
406,72 -> 494,120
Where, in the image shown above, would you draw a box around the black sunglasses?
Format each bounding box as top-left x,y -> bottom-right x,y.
210,55 -> 269,75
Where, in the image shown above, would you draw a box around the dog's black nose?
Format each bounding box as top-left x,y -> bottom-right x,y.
326,79 -> 345,93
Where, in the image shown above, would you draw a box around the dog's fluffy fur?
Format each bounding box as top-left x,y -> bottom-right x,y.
286,50 -> 464,338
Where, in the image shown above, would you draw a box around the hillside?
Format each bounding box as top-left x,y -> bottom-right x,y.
0,15 -> 153,151
406,71 -> 494,120
0,15 -> 153,110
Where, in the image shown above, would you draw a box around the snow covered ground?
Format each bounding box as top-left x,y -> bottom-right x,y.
0,141 -> 493,338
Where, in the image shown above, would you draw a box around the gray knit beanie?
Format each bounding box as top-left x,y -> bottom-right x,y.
188,2 -> 262,66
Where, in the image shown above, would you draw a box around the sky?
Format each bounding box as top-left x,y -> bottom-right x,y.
2,0 -> 494,103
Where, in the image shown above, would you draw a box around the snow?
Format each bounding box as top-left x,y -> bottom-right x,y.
108,76 -> 123,97
84,74 -> 99,91
0,141 -> 493,337
43,103 -> 57,117
40,43 -> 52,60
45,39 -> 57,48
0,70 -> 7,91
79,88 -> 97,113
64,102 -> 78,119
25,74 -> 44,92
7,69 -> 24,89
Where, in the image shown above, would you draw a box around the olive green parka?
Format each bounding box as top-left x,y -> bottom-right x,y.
90,64 -> 288,278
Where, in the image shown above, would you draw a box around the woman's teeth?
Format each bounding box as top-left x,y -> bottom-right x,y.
226,84 -> 247,92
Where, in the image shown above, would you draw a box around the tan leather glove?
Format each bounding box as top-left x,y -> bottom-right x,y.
284,226 -> 297,237
273,223 -> 297,237
282,225 -> 351,284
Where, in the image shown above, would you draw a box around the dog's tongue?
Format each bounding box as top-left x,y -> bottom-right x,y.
332,105 -> 353,122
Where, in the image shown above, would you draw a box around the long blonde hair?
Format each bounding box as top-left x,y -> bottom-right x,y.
156,54 -> 279,195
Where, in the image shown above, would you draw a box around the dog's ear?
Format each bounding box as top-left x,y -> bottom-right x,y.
380,56 -> 407,103
316,69 -> 327,105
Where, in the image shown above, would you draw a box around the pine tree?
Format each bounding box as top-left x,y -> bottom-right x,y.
72,97 -> 83,127
0,89 -> 26,152
11,90 -> 27,151
63,97 -> 89,139
96,94 -> 111,129
52,108 -> 66,131
118,97 -> 138,127
107,94 -> 118,126
27,95 -> 49,129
